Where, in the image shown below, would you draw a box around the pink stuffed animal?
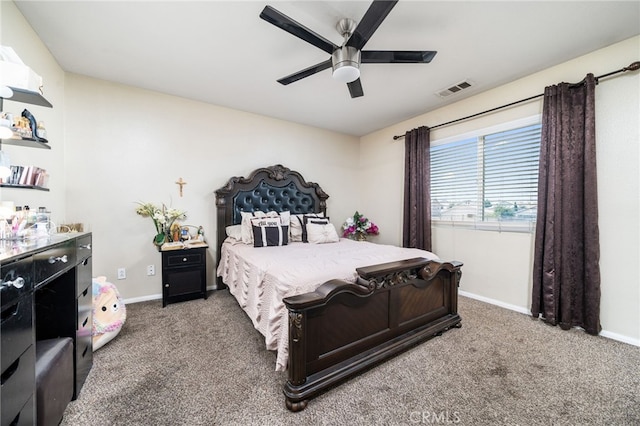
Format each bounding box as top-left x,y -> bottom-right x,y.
92,276 -> 126,351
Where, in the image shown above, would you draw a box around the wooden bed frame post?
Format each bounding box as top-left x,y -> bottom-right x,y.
285,310 -> 309,411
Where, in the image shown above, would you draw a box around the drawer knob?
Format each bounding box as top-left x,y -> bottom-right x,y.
48,254 -> 68,264
182,258 -> 188,262
80,244 -> 92,250
165,284 -> 169,288
5,276 -> 25,289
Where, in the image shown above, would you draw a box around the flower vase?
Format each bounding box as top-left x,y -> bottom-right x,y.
355,233 -> 367,241
153,233 -> 166,248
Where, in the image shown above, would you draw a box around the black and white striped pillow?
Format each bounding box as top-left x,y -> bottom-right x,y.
251,218 -> 289,247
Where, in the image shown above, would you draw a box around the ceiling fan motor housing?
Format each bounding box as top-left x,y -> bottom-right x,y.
332,46 -> 361,82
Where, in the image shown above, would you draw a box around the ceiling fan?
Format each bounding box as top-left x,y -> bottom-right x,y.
259,0 -> 437,98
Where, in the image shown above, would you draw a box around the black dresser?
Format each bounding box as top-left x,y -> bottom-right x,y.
1,233 -> 92,425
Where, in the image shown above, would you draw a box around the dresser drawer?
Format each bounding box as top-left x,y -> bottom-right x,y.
0,256 -> 34,304
34,241 -> 76,286
5,393 -> 34,426
77,285 -> 92,333
75,328 -> 93,398
0,345 -> 35,426
1,294 -> 34,373
76,255 -> 92,294
76,234 -> 92,262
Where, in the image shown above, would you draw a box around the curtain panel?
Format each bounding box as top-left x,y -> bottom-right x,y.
532,74 -> 601,335
403,126 -> 431,251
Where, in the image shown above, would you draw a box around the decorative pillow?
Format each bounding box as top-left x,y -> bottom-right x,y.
267,210 -> 290,227
290,212 -> 324,242
240,211 -> 267,244
302,216 -> 330,243
225,224 -> 243,241
306,223 -> 339,244
252,218 -> 289,247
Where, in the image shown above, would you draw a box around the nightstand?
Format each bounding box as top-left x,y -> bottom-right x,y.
160,245 -> 208,307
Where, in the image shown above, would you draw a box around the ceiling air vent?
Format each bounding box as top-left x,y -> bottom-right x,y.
436,79 -> 474,98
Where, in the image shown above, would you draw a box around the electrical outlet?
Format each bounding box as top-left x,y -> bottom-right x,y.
147,265 -> 155,276
117,267 -> 126,280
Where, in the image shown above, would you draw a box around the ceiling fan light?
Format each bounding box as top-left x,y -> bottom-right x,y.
332,65 -> 360,83
332,46 -> 361,83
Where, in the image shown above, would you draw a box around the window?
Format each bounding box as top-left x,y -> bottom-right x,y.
430,118 -> 541,231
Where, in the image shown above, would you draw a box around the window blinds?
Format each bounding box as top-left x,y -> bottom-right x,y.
431,123 -> 541,227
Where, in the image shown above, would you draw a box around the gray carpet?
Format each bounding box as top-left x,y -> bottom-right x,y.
61,290 -> 640,426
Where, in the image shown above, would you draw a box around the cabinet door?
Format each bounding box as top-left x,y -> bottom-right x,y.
165,269 -> 203,298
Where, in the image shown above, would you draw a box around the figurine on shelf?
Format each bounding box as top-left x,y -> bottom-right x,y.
21,109 -> 47,142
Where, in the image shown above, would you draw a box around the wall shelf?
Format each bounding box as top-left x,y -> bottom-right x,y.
0,138 -> 51,149
1,87 -> 53,108
0,183 -> 50,191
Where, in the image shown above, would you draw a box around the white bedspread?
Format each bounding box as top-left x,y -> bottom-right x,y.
216,238 -> 438,371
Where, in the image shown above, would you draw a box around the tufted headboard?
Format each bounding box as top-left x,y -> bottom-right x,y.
214,165 -> 329,287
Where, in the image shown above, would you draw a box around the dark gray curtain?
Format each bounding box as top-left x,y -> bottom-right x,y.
532,74 -> 601,335
403,126 -> 431,251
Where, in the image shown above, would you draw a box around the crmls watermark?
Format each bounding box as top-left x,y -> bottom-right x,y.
409,410 -> 461,424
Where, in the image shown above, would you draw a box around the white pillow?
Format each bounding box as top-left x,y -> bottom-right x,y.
290,212 -> 324,242
306,222 -> 339,244
266,210 -> 290,227
240,211 -> 266,244
225,224 -> 242,241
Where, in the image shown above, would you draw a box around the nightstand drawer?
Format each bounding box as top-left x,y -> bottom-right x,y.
165,252 -> 203,268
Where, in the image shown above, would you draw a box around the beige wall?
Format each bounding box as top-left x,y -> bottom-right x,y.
63,75 -> 359,301
360,36 -> 640,344
3,0 -> 638,345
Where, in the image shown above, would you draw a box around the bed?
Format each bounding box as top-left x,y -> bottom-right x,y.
215,164 -> 462,411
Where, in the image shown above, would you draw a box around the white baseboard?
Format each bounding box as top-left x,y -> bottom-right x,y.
459,290 -> 640,347
122,285 -> 220,306
122,294 -> 162,304
459,290 -> 531,315
599,330 -> 640,347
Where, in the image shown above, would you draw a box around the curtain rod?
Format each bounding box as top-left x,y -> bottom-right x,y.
392,61 -> 640,140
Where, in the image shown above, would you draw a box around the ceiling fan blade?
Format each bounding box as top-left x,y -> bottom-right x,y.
260,6 -> 338,54
346,1 -> 398,50
277,59 -> 333,85
347,78 -> 364,98
361,50 -> 437,63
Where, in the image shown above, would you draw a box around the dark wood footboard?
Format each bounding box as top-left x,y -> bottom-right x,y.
283,257 -> 463,411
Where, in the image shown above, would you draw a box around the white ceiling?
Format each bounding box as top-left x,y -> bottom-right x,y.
14,1 -> 640,136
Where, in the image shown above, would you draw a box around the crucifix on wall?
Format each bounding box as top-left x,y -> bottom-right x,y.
175,177 -> 187,197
